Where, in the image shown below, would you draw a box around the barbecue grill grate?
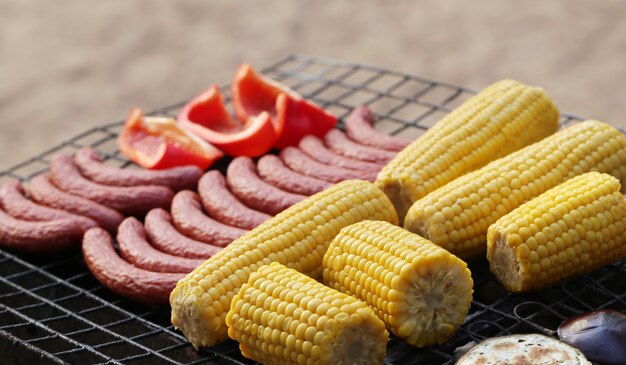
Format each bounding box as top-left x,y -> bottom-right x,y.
0,55 -> 624,365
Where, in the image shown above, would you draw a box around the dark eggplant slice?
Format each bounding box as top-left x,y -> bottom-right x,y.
558,309 -> 626,365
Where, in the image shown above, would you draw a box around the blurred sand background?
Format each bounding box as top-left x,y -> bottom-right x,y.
1,0 -> 625,169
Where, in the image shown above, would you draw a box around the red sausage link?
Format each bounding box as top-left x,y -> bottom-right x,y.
28,174 -> 124,234
226,157 -> 306,215
298,135 -> 383,172
49,153 -> 173,216
280,147 -> 378,183
144,208 -> 221,259
324,129 -> 396,164
82,228 -> 184,305
117,217 -> 204,273
170,190 -> 247,247
345,106 -> 411,151
0,180 -> 96,231
198,171 -> 271,229
0,209 -> 84,253
257,155 -> 332,196
75,147 -> 202,191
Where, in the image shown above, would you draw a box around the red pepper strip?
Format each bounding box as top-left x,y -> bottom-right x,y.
118,108 -> 223,170
231,64 -> 337,148
177,85 -> 276,157
274,93 -> 337,148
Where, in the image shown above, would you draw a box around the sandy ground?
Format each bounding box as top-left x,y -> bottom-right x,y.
1,0 -> 625,169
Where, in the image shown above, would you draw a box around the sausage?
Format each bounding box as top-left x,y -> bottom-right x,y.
323,129 -> 396,164
226,157 -> 306,215
0,179 -> 96,231
49,153 -> 174,216
344,105 -> 411,151
82,228 -> 184,305
198,171 -> 271,229
257,155 -> 332,196
298,135 -> 383,172
280,147 -> 378,183
144,208 -> 221,259
117,217 -> 204,273
28,174 -> 124,234
0,208 -> 84,253
171,190 -> 247,247
75,147 -> 202,191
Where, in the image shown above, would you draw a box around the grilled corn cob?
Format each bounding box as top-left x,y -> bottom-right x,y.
404,120 -> 626,259
170,180 -> 397,348
226,262 -> 388,365
487,172 -> 626,293
322,220 -> 473,347
376,79 -> 559,223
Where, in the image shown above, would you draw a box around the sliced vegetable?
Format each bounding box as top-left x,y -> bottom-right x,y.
231,64 -> 337,148
274,92 -> 337,148
119,108 -> 223,170
177,85 -> 276,157
558,309 -> 626,365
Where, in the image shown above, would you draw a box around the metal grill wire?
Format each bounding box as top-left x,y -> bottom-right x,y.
0,54 -> 624,365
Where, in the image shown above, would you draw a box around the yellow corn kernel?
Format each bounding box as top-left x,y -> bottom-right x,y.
170,180 -> 397,348
487,172 -> 626,292
404,120 -> 626,259
322,220 -> 473,347
376,79 -> 559,223
226,262 -> 388,365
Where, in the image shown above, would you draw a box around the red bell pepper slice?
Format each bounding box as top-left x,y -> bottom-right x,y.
177,85 -> 276,157
118,108 -> 223,170
231,64 -> 337,148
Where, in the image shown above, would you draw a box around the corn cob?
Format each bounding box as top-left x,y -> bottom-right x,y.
404,120 -> 626,259
487,172 -> 626,293
375,79 -> 559,223
226,262 -> 388,365
170,180 -> 397,348
322,220 -> 473,347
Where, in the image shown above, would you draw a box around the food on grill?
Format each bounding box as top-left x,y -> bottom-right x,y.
344,105 -> 411,151
455,334 -> 591,365
281,147 -> 378,182
170,190 -> 247,247
558,309 -> 626,365
257,154 -> 332,195
0,180 -> 96,231
144,208 -> 222,259
82,227 -> 184,305
487,172 -> 626,292
232,64 -> 337,149
376,79 -> 559,223
74,147 -> 202,191
324,129 -> 396,164
118,108 -> 223,170
226,262 -> 388,365
49,153 -> 174,216
227,157 -> 306,215
404,120 -> 626,259
170,179 -> 398,348
28,174 -> 124,234
177,84 -> 276,157
117,217 -> 204,273
298,135 -> 384,172
198,170 -> 272,229
0,209 -> 88,252
323,220 -> 473,347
